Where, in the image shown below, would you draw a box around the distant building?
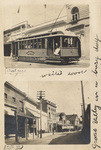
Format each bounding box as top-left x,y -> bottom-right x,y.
4,82 -> 47,141
66,114 -> 80,130
37,99 -> 57,132
4,21 -> 31,56
56,112 -> 67,132
56,113 -> 81,132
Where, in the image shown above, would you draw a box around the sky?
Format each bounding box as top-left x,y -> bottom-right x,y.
10,81 -> 90,118
3,2 -> 67,30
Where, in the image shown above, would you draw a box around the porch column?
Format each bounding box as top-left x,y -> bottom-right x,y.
15,110 -> 19,143
33,119 -> 34,139
25,117 -> 28,140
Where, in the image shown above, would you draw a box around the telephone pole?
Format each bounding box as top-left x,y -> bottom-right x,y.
81,81 -> 85,123
37,91 -> 45,138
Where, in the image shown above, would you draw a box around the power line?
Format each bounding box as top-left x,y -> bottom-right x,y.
50,4 -> 66,33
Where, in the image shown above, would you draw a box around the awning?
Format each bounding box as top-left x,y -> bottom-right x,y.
26,108 -> 40,118
25,101 -> 47,118
26,107 -> 40,118
5,107 -> 15,116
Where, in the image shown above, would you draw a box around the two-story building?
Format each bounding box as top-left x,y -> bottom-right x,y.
66,114 -> 80,130
37,99 -> 57,133
4,82 -> 47,142
56,113 -> 81,132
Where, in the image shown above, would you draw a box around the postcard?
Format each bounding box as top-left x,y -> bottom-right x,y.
0,0 -> 101,150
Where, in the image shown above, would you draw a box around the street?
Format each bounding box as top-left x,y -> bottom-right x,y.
49,130 -> 90,144
5,132 -> 68,145
4,57 -> 89,68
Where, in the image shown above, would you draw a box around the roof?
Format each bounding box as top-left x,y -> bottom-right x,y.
5,82 -> 38,107
5,81 -> 26,97
25,96 -> 38,106
45,99 -> 57,108
56,112 -> 66,117
66,114 -> 78,124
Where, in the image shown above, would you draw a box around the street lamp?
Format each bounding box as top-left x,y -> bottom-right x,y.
37,91 -> 45,138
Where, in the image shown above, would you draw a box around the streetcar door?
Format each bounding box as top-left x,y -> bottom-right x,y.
47,37 -> 53,56
47,37 -> 60,56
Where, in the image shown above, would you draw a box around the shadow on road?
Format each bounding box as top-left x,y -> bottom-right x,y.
49,131 -> 90,144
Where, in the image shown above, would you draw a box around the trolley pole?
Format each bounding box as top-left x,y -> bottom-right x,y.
37,91 -> 45,138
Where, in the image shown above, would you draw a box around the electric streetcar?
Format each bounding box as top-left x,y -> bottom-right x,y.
12,30 -> 81,64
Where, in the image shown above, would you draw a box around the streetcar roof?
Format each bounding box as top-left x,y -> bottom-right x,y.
16,34 -> 77,42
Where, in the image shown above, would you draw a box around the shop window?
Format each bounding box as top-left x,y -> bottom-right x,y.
71,7 -> 79,22
19,101 -> 24,112
12,97 -> 16,102
4,93 -> 7,99
49,112 -> 51,119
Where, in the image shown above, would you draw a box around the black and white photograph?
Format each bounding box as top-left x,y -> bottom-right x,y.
0,0 -> 101,150
4,81 -> 90,145
4,3 -> 90,68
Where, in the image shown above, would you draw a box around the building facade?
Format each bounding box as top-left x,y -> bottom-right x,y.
37,99 -> 57,132
65,5 -> 89,60
4,21 -> 31,56
4,82 -> 47,141
56,113 -> 81,131
66,114 -> 80,130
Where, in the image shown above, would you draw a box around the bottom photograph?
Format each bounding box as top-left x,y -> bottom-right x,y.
4,81 -> 90,145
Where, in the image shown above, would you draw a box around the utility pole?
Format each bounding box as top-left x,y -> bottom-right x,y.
81,81 -> 85,124
37,91 -> 45,138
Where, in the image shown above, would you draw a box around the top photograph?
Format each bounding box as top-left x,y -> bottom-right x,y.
4,4 -> 90,68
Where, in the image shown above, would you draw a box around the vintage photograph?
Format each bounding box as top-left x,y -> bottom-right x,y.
4,81 -> 90,145
4,3 -> 90,68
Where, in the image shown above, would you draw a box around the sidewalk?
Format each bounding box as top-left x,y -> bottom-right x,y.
5,131 -> 74,145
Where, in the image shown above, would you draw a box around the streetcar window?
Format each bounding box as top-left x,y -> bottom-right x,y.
25,41 -> 28,49
19,41 -> 22,49
42,39 -> 45,48
22,41 -> 25,49
73,38 -> 78,47
30,40 -> 33,48
19,38 -> 45,49
54,37 -> 60,49
28,40 -> 31,49
38,39 -> 42,48
62,37 -> 77,47
62,37 -> 68,47
34,39 -> 37,48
